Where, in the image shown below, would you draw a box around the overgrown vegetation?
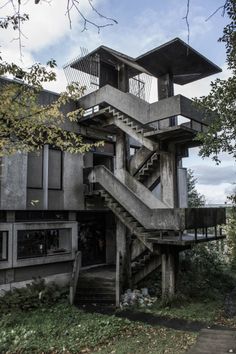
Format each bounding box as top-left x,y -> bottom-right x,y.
196,0 -> 236,163
0,302 -> 196,354
0,277 -> 68,313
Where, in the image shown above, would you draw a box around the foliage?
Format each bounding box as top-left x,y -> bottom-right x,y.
178,242 -> 234,300
196,0 -> 236,163
0,302 -> 196,354
187,169 -> 205,207
0,64 -> 103,156
225,189 -> 236,269
0,277 -> 68,313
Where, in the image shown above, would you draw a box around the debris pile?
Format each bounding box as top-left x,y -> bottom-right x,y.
120,288 -> 157,309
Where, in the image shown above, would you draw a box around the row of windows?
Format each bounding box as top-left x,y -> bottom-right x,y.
0,229 -> 71,261
27,148 -> 63,190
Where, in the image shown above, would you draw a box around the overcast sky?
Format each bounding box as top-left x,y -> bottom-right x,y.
1,0 -> 235,203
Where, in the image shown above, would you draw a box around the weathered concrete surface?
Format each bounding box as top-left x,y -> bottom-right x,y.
78,85 -> 208,126
162,251 -> 178,297
160,152 -> 176,208
115,168 -> 166,209
88,165 -> 185,230
129,147 -> 153,175
0,154 -> 27,210
178,167 -> 188,208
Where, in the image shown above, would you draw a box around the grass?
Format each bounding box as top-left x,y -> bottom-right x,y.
0,302 -> 196,354
134,297 -> 236,329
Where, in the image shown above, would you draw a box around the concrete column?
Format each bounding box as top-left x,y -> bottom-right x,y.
118,64 -> 129,92
43,145 -> 49,210
115,130 -> 130,172
116,219 -> 131,290
158,73 -> 176,127
162,250 -> 178,298
160,151 -> 177,208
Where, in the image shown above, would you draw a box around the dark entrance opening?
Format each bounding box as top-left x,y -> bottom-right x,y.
77,212 -> 106,267
100,61 -> 118,89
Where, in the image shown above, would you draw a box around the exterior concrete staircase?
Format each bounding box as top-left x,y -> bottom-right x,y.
74,266 -> 116,306
103,106 -> 158,151
129,147 -> 160,190
98,189 -> 157,251
131,249 -> 161,285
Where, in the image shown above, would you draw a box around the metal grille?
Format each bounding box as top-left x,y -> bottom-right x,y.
64,49 -> 153,102
129,73 -> 152,102
63,48 -> 100,96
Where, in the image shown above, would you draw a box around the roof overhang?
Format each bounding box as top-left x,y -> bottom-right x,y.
136,38 -> 222,85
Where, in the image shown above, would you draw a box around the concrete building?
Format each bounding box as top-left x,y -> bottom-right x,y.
0,38 -> 226,306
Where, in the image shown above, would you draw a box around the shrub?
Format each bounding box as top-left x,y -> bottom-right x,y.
0,277 -> 68,313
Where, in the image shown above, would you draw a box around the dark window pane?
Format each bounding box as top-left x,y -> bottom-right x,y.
17,229 -> 71,259
0,231 -> 8,261
27,150 -> 43,188
48,149 -> 62,190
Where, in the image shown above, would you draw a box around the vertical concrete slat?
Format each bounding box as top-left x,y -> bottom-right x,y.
43,145 -> 49,210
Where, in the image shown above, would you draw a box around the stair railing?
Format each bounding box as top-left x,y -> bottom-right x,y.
69,251 -> 82,305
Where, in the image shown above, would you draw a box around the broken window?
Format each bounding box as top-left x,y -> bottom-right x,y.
0,231 -> 8,261
17,228 -> 72,259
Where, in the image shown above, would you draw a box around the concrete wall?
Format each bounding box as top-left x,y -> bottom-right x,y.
0,221 -> 77,292
0,154 -> 27,210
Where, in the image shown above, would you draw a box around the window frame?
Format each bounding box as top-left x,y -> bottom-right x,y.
27,149 -> 44,190
17,228 -> 71,260
13,222 -> 77,268
0,231 -> 8,262
48,147 -> 63,191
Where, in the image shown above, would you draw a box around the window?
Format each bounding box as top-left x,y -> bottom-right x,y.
48,148 -> 63,190
17,229 -> 71,259
0,231 -> 8,261
27,147 -> 63,190
27,150 -> 43,189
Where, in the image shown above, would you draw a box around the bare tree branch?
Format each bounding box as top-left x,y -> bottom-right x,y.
183,0 -> 190,46
1,0 -> 118,59
205,0 -> 229,21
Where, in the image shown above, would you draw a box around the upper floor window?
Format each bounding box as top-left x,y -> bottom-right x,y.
27,147 -> 63,190
48,148 -> 63,190
0,231 -> 8,261
27,150 -> 43,189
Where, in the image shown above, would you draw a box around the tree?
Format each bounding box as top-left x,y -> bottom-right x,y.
0,63 -> 104,156
0,1 -> 113,155
196,0 -> 236,163
187,169 -> 205,207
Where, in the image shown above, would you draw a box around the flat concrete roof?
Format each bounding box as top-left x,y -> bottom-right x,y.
66,38 -> 222,85
136,38 -> 222,85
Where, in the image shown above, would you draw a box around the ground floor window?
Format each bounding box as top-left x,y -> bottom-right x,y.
0,231 -> 8,261
17,229 -> 72,259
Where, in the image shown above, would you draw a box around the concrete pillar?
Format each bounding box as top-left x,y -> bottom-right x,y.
160,151 -> 177,208
118,64 -> 129,92
158,73 -> 176,127
115,130 -> 130,174
116,219 -> 131,291
162,250 -> 178,298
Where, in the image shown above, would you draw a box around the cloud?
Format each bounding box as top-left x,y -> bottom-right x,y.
193,165 -> 236,185
197,183 -> 232,204
175,63 -> 231,98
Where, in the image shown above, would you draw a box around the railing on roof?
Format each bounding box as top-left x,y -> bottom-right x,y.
63,49 -> 153,102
